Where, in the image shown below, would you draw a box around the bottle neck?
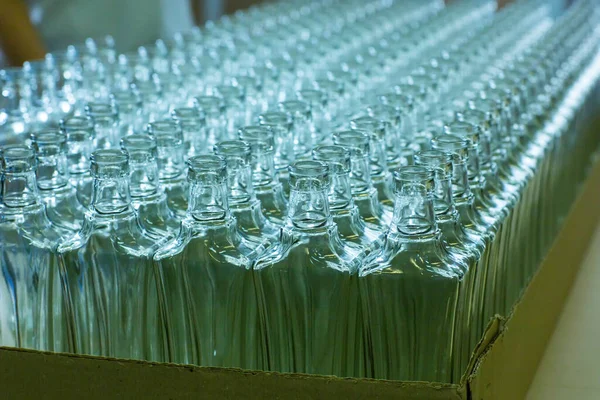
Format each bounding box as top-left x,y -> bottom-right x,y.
36,150 -> 70,191
432,173 -> 455,220
128,151 -> 161,199
250,146 -> 278,189
465,143 -> 485,189
287,179 -> 331,231
328,171 -> 354,211
2,170 -> 40,208
187,179 -> 230,224
450,156 -> 472,203
391,182 -> 437,236
225,159 -> 255,206
90,176 -> 132,214
349,151 -> 372,195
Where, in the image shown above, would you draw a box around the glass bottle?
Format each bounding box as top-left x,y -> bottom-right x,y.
278,100 -> 314,157
430,135 -> 501,328
0,145 -> 68,352
193,95 -> 227,146
254,160 -> 363,377
350,116 -> 394,209
110,88 -> 144,137
238,126 -> 288,224
146,120 -> 188,218
120,134 -> 179,241
85,101 -> 120,150
171,106 -> 206,160
153,155 -> 263,368
359,166 -> 464,383
214,140 -> 280,248
58,149 -> 162,361
332,129 -> 393,227
258,111 -> 295,191
31,130 -> 86,234
60,116 -> 95,208
312,145 -> 383,257
413,149 -> 486,377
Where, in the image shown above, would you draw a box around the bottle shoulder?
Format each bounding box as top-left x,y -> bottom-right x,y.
58,209 -> 159,257
254,225 -> 360,273
153,217 -> 257,266
359,233 -> 463,280
0,204 -> 66,249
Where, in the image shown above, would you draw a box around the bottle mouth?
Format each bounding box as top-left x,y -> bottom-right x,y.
193,96 -> 225,115
187,155 -> 226,182
350,116 -> 385,138
172,107 -> 205,124
312,145 -> 351,173
279,100 -> 310,116
85,102 -> 118,119
60,116 -> 94,132
431,134 -> 470,157
214,140 -> 251,160
121,134 -> 157,153
90,149 -> 129,177
1,145 -> 36,173
258,112 -> 291,127
332,130 -> 370,154
414,150 -> 453,178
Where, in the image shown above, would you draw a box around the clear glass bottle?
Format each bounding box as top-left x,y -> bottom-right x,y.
413,149 -> 487,377
350,116 -> 395,210
153,155 -> 263,368
171,106 -> 206,160
146,120 -> 188,218
254,160 -> 363,377
430,134 -> 500,331
84,101 -> 120,150
214,140 -> 280,248
58,149 -> 162,361
192,95 -> 227,146
0,145 -> 68,352
120,134 -> 179,241
278,100 -> 314,157
332,129 -> 393,228
312,145 -> 383,257
258,111 -> 295,191
31,130 -> 86,234
59,116 -> 95,207
359,166 -> 464,383
238,126 -> 288,224
110,88 -> 144,138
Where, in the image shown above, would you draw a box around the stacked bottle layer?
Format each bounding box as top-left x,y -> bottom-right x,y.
1,0 -> 600,384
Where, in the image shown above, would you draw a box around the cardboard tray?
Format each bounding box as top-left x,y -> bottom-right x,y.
1,158 -> 599,399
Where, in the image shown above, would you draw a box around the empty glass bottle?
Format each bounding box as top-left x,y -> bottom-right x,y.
214,140 -> 280,248
350,116 -> 394,209
58,149 -> 162,360
146,120 -> 188,218
312,144 -> 383,257
60,116 -> 95,207
254,160 -> 363,377
238,126 -> 288,224
172,107 -> 206,160
359,166 -> 465,383
153,155 -> 263,368
120,134 -> 179,241
0,145 -> 68,352
31,130 -> 86,234
258,111 -> 295,191
332,129 -> 393,227
413,149 -> 486,378
85,101 -> 120,150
